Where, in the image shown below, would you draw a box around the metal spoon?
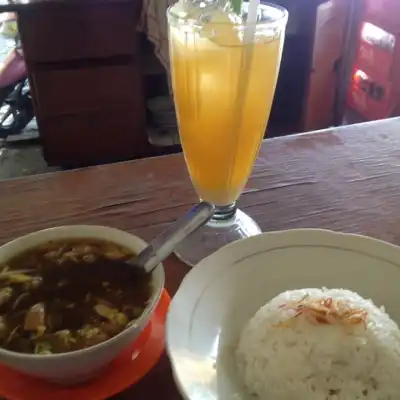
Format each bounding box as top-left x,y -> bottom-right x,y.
109,202 -> 215,277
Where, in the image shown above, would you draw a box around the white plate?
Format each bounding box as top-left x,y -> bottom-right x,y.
166,229 -> 400,400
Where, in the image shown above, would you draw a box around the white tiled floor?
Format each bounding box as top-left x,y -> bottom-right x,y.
0,144 -> 57,180
0,120 -> 59,180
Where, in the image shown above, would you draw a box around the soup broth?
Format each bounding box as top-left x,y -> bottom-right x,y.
0,239 -> 152,354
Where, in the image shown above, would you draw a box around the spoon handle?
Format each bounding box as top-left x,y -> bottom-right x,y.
134,202 -> 215,272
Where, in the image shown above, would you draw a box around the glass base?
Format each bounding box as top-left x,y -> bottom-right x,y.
174,208 -> 261,267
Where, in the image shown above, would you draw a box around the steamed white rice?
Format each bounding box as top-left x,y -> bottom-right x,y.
236,288 -> 400,400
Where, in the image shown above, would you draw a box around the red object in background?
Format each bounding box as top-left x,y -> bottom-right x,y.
347,0 -> 400,120
348,67 -> 393,120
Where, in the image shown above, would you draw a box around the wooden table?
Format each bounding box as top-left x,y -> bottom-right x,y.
1,118 -> 400,398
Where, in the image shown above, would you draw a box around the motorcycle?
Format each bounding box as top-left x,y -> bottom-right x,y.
0,12 -> 34,140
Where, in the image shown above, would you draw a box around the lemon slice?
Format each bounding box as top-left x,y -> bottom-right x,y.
202,8 -> 242,47
169,1 -> 243,47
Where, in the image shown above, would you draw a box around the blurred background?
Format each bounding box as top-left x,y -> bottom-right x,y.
0,0 -> 397,179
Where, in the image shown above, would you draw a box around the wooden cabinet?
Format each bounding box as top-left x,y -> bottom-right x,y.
18,0 -> 154,167
32,65 -> 144,116
39,107 -> 148,165
19,3 -> 139,62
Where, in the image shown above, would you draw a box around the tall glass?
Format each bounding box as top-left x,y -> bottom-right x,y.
168,1 -> 288,266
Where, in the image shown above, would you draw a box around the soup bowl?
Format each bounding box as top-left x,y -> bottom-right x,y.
0,225 -> 165,384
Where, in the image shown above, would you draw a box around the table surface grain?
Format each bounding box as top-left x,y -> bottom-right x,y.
1,118 -> 400,398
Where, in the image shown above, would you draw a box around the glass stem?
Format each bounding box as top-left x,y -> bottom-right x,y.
211,203 -> 237,222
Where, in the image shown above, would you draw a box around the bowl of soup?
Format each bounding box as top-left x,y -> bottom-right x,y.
0,225 -> 164,384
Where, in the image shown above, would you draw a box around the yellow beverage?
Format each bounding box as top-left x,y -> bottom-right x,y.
169,11 -> 284,206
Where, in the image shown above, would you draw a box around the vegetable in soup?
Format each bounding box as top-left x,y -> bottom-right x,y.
0,239 -> 152,354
